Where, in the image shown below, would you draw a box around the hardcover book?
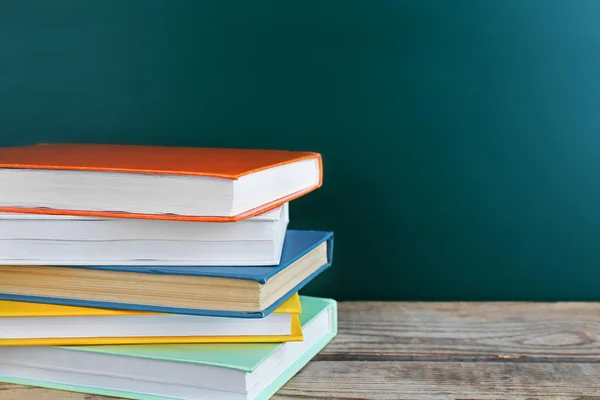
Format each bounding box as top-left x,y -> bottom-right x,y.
0,293 -> 302,346
0,230 -> 334,318
0,204 -> 289,266
0,144 -> 322,222
0,296 -> 337,400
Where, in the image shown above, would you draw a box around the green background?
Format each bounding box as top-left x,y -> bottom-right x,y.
1,1 -> 600,301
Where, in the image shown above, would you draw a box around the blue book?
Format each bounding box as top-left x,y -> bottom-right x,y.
0,230 -> 333,318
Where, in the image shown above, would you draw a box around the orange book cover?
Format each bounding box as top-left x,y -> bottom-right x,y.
0,144 -> 323,222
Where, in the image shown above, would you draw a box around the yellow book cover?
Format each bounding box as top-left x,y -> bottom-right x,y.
0,294 -> 302,346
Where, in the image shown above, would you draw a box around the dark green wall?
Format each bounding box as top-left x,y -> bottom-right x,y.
1,1 -> 600,301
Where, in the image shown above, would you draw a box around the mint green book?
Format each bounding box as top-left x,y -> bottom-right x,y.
0,296 -> 337,400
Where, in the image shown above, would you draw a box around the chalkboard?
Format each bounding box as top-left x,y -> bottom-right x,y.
2,0 -> 600,301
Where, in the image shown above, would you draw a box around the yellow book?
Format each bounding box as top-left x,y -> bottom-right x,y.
0,294 -> 302,346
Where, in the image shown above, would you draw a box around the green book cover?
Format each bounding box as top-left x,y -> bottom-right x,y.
0,296 -> 337,400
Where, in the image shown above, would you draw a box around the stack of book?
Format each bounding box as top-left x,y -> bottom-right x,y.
0,144 -> 336,400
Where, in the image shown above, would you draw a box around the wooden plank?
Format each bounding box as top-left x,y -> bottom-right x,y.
5,302 -> 600,399
8,361 -> 600,400
274,361 -> 600,400
0,383 -> 118,400
318,301 -> 600,362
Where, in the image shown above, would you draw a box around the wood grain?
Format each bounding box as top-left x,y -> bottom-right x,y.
5,302 -> 600,399
274,361 -> 600,400
0,383 -> 119,400
7,361 -> 600,400
318,302 -> 600,362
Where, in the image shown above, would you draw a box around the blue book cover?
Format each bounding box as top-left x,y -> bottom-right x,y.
0,230 -> 334,318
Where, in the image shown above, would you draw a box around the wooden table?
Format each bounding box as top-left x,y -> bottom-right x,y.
3,302 -> 600,399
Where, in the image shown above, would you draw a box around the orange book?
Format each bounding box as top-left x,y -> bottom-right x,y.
0,144 -> 322,222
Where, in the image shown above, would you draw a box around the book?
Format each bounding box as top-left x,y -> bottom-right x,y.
0,203 -> 288,266
0,296 -> 336,400
0,293 -> 302,346
0,144 -> 322,222
0,230 -> 334,317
